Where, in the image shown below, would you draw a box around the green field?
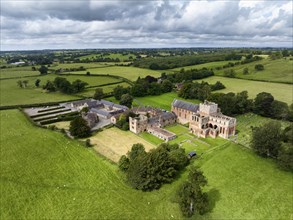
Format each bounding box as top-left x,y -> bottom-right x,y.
49,62 -> 115,70
195,76 -> 293,104
214,58 -> 293,83
235,113 -> 291,147
134,92 -> 199,110
171,61 -> 235,72
0,74 -> 123,106
79,82 -> 130,97
0,66 -> 40,79
1,110 -> 292,219
63,66 -> 162,81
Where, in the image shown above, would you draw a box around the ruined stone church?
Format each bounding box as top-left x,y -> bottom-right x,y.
172,99 -> 236,139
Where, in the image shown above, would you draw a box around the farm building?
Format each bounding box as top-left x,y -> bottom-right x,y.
129,111 -> 177,142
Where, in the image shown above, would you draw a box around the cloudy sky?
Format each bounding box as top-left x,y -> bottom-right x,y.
1,0 -> 292,50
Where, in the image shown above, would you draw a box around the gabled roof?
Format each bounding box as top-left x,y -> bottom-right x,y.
172,99 -> 199,113
160,112 -> 177,120
90,108 -> 112,117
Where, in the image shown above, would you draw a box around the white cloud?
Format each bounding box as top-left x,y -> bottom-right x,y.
0,0 -> 292,50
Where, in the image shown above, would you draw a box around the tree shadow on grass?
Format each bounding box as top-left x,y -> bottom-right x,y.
207,188 -> 221,213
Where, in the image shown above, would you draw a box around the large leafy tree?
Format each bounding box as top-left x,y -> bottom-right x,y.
253,92 -> 274,117
39,65 -> 48,75
251,121 -> 282,158
93,88 -> 104,100
121,143 -> 188,191
119,93 -> 133,108
177,167 -> 209,217
69,116 -> 91,138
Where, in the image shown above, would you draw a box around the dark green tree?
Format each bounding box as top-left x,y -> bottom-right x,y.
43,80 -> 56,92
119,94 -> 133,108
271,100 -> 289,120
69,116 -> 91,138
253,92 -> 274,117
118,155 -> 130,172
277,144 -> 293,171
243,67 -> 249,74
93,88 -> 104,100
127,143 -> 146,161
113,85 -> 129,100
161,79 -> 173,93
71,79 -> 88,93
177,167 -> 209,217
251,121 -> 282,157
39,65 -> 48,75
255,64 -> 264,71
17,80 -> 23,88
35,79 -> 41,87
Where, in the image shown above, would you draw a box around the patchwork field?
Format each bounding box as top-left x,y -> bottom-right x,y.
214,58 -> 293,83
134,92 -> 199,110
195,76 -> 293,104
89,127 -> 156,162
63,66 -> 162,81
1,110 -> 292,219
0,74 -> 125,106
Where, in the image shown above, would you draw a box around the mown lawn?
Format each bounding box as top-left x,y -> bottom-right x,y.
89,127 -> 155,162
195,76 -> 293,104
0,74 -> 122,106
134,92 -> 200,111
1,110 -> 292,219
214,58 -> 293,83
65,66 -> 162,81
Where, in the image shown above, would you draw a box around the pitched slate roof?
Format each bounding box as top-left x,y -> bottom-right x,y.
160,112 -> 177,120
172,99 -> 199,113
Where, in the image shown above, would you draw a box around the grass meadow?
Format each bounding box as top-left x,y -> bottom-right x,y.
0,74 -> 125,106
195,76 -> 293,104
0,66 -> 40,79
65,66 -> 162,81
170,61 -> 235,72
1,110 -> 292,219
214,58 -> 293,83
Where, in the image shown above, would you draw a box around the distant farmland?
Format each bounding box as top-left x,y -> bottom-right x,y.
195,76 -> 293,104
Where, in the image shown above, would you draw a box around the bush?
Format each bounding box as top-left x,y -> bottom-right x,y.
255,64 -> 264,71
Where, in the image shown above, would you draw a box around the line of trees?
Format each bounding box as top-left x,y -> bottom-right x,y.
208,91 -> 293,121
178,81 -> 225,101
163,68 -> 214,83
43,77 -> 88,94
